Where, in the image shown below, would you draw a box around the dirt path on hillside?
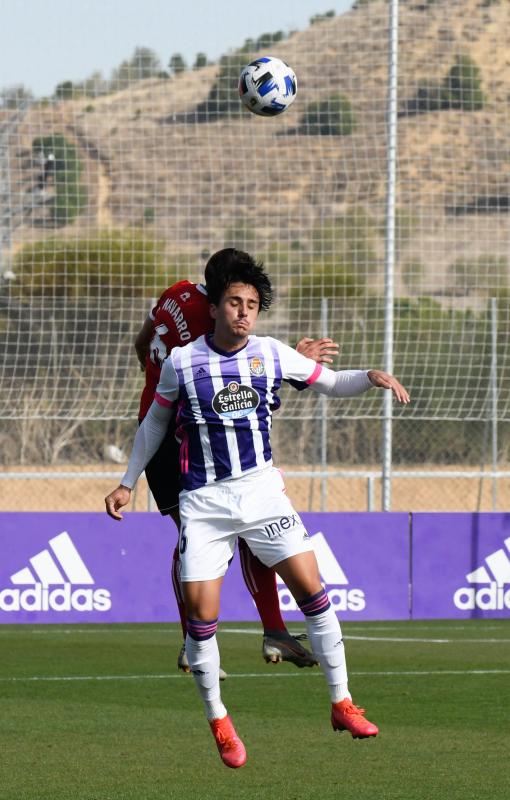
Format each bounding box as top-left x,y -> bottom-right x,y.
97,168 -> 113,227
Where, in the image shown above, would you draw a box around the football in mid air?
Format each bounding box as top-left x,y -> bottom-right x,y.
238,56 -> 297,117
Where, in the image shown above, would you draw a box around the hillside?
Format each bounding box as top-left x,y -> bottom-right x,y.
5,0 -> 510,297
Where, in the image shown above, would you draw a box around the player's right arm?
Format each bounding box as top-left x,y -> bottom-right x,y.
105,358 -> 179,520
134,316 -> 155,371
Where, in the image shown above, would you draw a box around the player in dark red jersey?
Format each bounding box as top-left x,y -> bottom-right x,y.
134,259 -> 339,675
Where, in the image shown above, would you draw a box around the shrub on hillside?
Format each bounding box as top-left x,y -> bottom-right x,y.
449,255 -> 508,294
11,231 -> 171,298
300,94 -> 357,136
403,55 -> 486,115
195,53 -> 247,119
442,55 -> 485,111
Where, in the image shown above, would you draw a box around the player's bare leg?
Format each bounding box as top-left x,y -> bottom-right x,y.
274,551 -> 379,739
238,538 -> 317,668
170,505 -> 227,679
182,578 -> 246,768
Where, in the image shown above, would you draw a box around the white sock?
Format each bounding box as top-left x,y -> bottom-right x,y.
185,633 -> 227,720
304,606 -> 351,703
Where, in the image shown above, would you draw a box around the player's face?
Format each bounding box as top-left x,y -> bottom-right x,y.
211,282 -> 260,347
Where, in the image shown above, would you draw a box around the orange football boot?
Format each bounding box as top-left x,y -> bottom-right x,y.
331,699 -> 379,739
209,715 -> 247,768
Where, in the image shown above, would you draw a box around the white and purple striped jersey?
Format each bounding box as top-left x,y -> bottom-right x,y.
153,333 -> 371,491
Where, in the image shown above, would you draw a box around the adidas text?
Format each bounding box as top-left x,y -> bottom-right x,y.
279,587 -> 365,612
0,583 -> 112,612
454,583 -> 510,611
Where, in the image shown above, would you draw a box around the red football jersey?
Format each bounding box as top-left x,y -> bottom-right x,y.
138,280 -> 214,419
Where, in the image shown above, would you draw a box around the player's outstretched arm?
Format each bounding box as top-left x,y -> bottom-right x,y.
367,369 -> 410,404
296,337 -> 339,365
105,486 -> 132,521
307,365 -> 410,403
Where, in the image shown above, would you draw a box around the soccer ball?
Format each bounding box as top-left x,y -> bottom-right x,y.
238,56 -> 297,117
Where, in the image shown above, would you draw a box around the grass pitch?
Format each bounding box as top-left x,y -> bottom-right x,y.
1,620 -> 509,800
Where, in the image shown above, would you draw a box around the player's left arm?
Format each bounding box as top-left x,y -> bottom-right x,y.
134,316 -> 154,371
312,366 -> 410,403
275,339 -> 409,404
365,369 -> 410,404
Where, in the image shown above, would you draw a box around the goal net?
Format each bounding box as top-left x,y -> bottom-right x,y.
1,0 -> 510,509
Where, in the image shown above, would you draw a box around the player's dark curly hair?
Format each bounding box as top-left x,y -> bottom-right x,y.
204,248 -> 273,311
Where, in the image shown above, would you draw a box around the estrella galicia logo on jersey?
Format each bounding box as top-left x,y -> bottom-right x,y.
212,381 -> 260,419
249,356 -> 265,377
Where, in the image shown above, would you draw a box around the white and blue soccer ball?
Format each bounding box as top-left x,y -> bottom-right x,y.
238,56 -> 297,117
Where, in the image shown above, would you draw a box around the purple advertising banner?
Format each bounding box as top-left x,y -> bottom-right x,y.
222,512 -> 410,622
412,513 -> 510,619
0,512 -> 410,624
0,513 -> 178,624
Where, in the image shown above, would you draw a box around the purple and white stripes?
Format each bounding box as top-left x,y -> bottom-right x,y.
298,588 -> 331,617
187,617 -> 218,641
155,334 -> 321,491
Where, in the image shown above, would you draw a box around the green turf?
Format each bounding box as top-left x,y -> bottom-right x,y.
1,620 -> 509,800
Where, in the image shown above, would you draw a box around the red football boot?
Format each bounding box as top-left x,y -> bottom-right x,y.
331,699 -> 379,739
209,715 -> 247,768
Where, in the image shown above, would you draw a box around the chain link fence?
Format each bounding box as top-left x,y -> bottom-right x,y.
1,0 -> 510,511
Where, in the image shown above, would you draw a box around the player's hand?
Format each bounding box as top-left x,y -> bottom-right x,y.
296,337 -> 340,365
105,485 -> 132,520
367,370 -> 410,404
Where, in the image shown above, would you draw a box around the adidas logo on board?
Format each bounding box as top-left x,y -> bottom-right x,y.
453,536 -> 510,611
276,531 -> 365,612
0,532 -> 111,613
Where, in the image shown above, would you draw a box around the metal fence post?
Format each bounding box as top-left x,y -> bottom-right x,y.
491,297 -> 498,511
320,297 -> 329,511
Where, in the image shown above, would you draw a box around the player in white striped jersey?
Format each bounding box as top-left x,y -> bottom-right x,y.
105,249 -> 410,768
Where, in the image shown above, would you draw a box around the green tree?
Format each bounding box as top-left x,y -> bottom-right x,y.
404,55 -> 485,115
442,54 -> 485,110
54,81 -> 77,101
169,53 -> 187,75
300,94 -> 357,136
310,10 -> 335,24
0,84 -> 33,108
32,134 -> 87,226
111,46 -> 161,87
193,52 -> 208,69
81,71 -> 108,97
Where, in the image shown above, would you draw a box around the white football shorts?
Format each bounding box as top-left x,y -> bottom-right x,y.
177,466 -> 313,581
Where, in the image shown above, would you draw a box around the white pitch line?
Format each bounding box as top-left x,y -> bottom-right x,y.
1,668 -> 509,683
1,627 -> 508,644
221,629 -> 510,644
220,628 -> 510,643
343,635 -> 510,644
